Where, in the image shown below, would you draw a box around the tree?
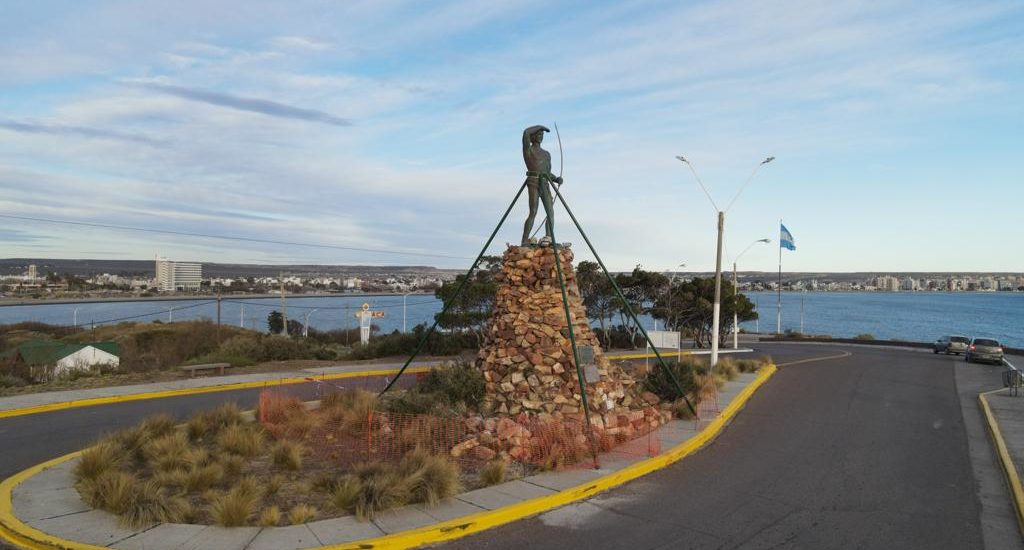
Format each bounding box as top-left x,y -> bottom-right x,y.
612,265 -> 670,347
286,319 -> 304,337
434,256 -> 500,344
651,276 -> 757,347
267,311 -> 284,334
576,261 -> 618,347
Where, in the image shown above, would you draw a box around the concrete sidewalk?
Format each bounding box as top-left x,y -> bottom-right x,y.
0,361 -> 439,414
985,389 -> 1024,489
4,372 -> 767,550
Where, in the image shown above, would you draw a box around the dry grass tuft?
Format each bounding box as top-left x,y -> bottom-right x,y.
287,503 -> 317,525
184,463 -> 224,492
77,471 -> 137,515
350,463 -> 411,521
74,441 -> 125,482
208,484 -> 259,527
331,475 -> 361,511
187,402 -> 244,441
270,440 -> 304,471
218,454 -> 245,478
398,448 -> 461,507
265,474 -> 286,497
478,460 -> 506,487
122,480 -> 191,527
139,414 -> 178,439
258,506 -> 281,527
713,357 -> 739,381
217,424 -> 264,457
143,432 -> 191,472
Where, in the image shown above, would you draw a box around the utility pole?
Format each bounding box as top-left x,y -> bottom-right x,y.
800,290 -> 805,334
280,272 -> 287,336
216,291 -> 222,343
240,304 -> 244,328
711,211 -> 724,367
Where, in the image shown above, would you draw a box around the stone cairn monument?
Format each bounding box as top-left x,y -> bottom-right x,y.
380,124 -> 682,464
450,243 -> 671,463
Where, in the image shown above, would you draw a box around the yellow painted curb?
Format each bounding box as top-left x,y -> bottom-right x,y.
0,366 -> 777,550
0,451 -> 96,550
0,367 -> 433,420
978,389 -> 1024,536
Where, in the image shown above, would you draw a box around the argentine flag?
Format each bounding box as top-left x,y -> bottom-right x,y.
780,223 -> 796,251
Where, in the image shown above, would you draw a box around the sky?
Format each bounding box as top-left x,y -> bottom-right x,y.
1,0 -> 1022,273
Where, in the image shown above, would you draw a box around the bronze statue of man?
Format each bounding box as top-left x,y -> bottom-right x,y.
521,125 -> 563,246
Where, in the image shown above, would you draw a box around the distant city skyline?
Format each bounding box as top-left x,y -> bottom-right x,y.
1,1 -> 1022,272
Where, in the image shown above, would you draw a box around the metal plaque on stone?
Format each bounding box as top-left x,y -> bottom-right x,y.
578,345 -> 600,383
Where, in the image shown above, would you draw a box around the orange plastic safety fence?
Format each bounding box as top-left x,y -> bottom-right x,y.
257,386 -> 666,472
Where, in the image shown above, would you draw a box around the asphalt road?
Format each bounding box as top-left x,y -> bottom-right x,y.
0,374 -> 406,480
0,344 -> 1017,550
441,344 -> 1008,550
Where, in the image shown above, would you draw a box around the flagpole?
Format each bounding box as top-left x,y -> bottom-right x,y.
777,219 -> 782,335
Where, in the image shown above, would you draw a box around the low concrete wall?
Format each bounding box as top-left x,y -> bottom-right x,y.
758,336 -> 1023,356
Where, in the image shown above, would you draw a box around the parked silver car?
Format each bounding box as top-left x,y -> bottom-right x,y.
965,338 -> 1004,364
933,335 -> 970,355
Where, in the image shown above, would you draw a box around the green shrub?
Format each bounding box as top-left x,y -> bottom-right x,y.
642,356 -> 704,401
854,333 -> 876,341
0,373 -> 28,388
420,361 -> 485,409
260,336 -> 316,361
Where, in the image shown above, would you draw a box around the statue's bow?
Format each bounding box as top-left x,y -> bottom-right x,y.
554,122 -> 564,183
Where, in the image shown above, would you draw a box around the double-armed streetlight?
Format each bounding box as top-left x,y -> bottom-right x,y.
676,155 -> 774,366
732,238 -> 770,348
163,306 -> 176,323
303,309 -> 318,338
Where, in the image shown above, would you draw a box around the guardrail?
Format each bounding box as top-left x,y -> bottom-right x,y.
1004,357 -> 1022,397
759,335 -> 1024,356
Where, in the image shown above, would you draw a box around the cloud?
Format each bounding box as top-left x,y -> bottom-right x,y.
271,36 -> 331,51
0,118 -> 163,146
132,82 -> 352,127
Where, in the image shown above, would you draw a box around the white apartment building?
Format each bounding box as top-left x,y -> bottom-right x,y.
27,264 -> 38,280
155,256 -> 202,291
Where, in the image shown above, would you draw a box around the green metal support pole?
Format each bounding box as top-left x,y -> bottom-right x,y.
379,182 -> 528,396
542,178 -> 600,468
551,185 -> 697,416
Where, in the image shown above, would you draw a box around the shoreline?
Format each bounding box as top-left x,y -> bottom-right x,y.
0,292 -> 436,307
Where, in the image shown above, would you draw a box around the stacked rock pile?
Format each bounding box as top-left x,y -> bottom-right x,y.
453,244 -> 670,463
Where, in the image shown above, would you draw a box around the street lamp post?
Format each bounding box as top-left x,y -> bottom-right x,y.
163,306 -> 175,323
677,155 -> 774,367
733,239 -> 771,348
73,307 -> 80,328
303,309 -> 318,338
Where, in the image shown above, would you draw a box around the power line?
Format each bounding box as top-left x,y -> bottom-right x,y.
88,300 -> 218,326
0,214 -> 473,261
222,298 -> 440,310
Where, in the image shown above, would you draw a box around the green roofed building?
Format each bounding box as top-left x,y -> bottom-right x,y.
2,340 -> 120,380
